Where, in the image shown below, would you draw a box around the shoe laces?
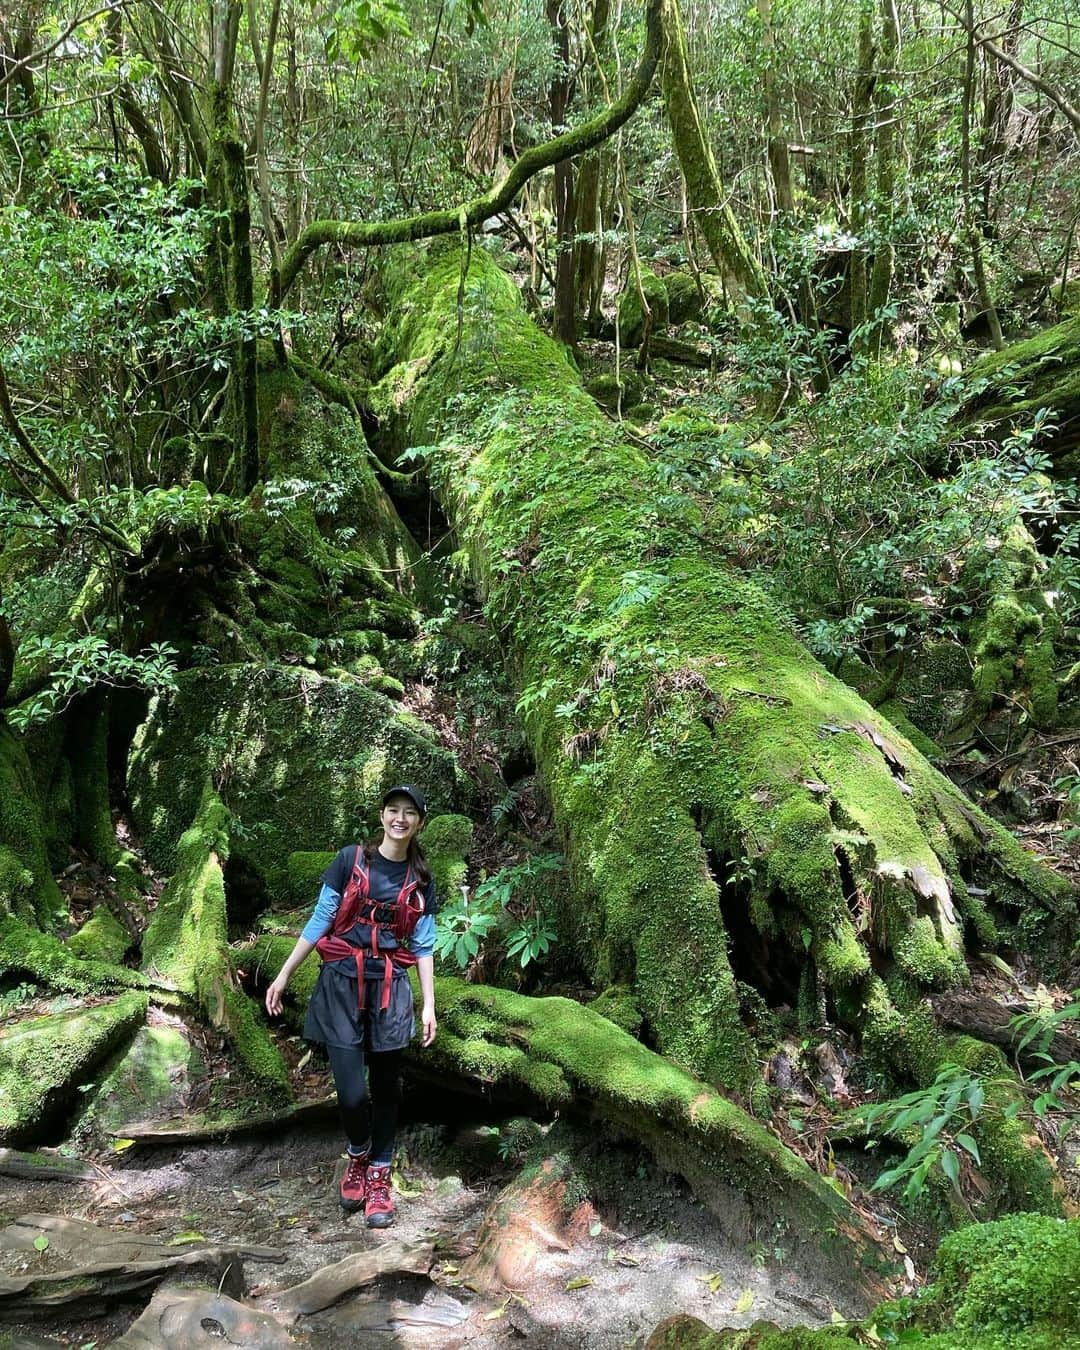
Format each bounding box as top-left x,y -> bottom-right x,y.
345,1154 -> 367,1186
367,1165 -> 391,1205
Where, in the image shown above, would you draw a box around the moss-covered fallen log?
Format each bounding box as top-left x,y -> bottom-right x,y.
374,249 -> 1076,1093
960,312 -> 1080,473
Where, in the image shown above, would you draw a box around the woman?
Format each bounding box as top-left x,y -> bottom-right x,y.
265,783 -> 438,1227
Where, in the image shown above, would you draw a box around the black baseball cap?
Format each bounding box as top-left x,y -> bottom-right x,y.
382,783 -> 426,816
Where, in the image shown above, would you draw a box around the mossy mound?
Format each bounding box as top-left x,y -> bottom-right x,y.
67,908 -> 132,965
73,1021 -> 206,1143
617,269 -> 669,346
1049,278 -> 1080,318
584,372 -> 645,412
422,812 -> 474,901
663,271 -> 703,324
128,664 -> 470,887
0,915 -> 148,995
0,991 -> 148,1146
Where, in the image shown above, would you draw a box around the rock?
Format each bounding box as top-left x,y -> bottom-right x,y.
74,1022 -> 206,1145
67,908 -> 132,964
0,993 -> 148,1146
617,269 -> 669,347
663,271 -> 703,324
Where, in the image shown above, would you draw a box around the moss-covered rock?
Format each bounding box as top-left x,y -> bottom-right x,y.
373,248 -> 1076,1091
67,909 -> 132,965
617,269 -> 669,347
663,271 -> 703,324
1049,278 -> 1080,318
584,371 -> 645,411
128,664 -> 470,888
422,812 -> 474,902
0,991 -> 148,1146
74,1021 -> 206,1143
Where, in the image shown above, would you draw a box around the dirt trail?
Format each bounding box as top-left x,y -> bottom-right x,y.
0,1112 -> 847,1348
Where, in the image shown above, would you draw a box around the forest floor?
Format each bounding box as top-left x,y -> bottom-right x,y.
0,1107 -> 848,1348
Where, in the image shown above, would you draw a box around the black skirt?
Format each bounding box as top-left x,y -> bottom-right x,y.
303,962 -> 415,1052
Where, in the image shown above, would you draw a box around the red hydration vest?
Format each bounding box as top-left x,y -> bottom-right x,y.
315,846 -> 425,1012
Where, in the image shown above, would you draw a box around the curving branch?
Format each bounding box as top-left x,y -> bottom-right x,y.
277,0 -> 663,300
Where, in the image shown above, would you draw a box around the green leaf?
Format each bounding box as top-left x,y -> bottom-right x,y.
955,1133 -> 981,1165
33,1234 -> 49,1253
940,1148 -> 960,1189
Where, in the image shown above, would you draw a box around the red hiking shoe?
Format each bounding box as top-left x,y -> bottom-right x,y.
364,1164 -> 395,1228
339,1149 -> 369,1213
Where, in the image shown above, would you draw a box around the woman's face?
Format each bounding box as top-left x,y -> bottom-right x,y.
380,794 -> 423,848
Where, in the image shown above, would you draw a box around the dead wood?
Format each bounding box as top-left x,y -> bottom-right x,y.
0,1214 -> 283,1316
0,1150 -> 96,1183
113,1283 -> 297,1349
932,990 -> 1080,1068
270,1239 -> 434,1318
111,1094 -> 337,1144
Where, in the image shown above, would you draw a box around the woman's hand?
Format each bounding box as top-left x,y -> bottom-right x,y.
265,973 -> 288,1017
421,1003 -> 437,1047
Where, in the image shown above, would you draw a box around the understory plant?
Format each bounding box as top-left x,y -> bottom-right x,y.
434,853 -> 562,975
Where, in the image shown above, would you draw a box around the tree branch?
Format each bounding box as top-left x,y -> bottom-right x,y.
277,0 -> 663,300
0,2 -> 123,94
957,14 -> 1080,135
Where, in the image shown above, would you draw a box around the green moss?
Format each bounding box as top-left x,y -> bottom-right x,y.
1049,279 -> 1080,317
67,909 -> 132,965
73,1023 -> 205,1143
374,248 -> 1077,1090
142,782 -> 290,1103
587,984 -> 644,1036
128,665 -> 469,886
422,812 -> 474,901
0,991 -> 148,1146
0,719 -> 64,929
429,973 -> 889,1301
0,914 -> 146,994
279,851 -> 336,911
663,272 -> 702,324
584,372 -> 644,411
617,268 -> 669,347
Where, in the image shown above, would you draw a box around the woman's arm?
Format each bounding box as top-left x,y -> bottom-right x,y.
265,882 -> 341,1016
265,936 -> 315,1015
416,955 -> 436,1045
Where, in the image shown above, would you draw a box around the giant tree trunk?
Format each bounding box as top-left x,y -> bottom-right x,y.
374,249 -> 1075,1090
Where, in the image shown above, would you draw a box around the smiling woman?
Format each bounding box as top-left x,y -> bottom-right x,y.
264,783 -> 439,1228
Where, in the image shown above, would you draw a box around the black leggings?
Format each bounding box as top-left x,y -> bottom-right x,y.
326,1044 -> 404,1163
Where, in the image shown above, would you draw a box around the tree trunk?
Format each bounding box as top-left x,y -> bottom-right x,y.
866,0 -> 899,350
660,0 -> 766,301
547,0 -> 578,345
848,1 -> 874,339
757,0 -> 793,217
374,249 -> 1075,1090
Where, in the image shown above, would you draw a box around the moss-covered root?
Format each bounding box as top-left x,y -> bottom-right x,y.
141,782 -> 291,1103
960,312 -> 1080,474
970,521 -> 1060,729
374,249 -> 1077,1090
74,1022 -> 206,1144
0,991 -> 148,1146
421,977 -> 898,1309
0,914 -> 147,994
0,718 -> 65,929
